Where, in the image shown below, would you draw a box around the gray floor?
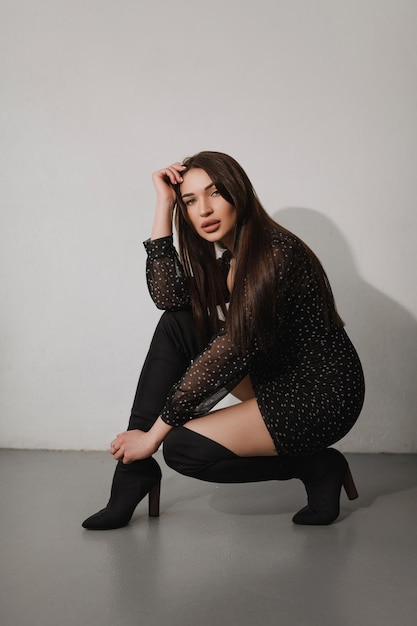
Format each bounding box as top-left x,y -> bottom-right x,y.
0,451 -> 416,626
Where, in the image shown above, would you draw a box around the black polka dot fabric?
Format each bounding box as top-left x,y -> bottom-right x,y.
143,233 -> 364,456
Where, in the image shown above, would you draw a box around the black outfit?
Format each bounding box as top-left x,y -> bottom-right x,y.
82,228 -> 364,529
143,232 -> 364,456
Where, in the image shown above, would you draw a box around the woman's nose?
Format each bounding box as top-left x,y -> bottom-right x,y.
199,199 -> 213,216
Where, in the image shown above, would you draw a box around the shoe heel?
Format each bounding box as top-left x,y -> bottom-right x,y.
148,480 -> 161,517
343,466 -> 358,500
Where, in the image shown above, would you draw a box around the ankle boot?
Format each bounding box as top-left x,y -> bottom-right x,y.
290,448 -> 358,525
82,457 -> 162,530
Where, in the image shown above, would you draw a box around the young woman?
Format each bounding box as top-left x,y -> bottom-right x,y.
82,151 -> 365,530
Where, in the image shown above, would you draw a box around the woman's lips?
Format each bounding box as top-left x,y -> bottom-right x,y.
201,219 -> 220,233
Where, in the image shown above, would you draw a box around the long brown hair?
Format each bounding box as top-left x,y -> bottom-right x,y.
174,151 -> 343,352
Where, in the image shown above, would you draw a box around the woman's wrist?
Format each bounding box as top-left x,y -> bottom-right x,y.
155,197 -> 175,211
148,417 -> 173,450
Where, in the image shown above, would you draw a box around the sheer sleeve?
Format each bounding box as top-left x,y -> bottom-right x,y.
143,236 -> 191,310
160,330 -> 258,426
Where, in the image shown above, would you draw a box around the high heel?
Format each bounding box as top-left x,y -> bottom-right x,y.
82,457 -> 162,530
291,448 -> 358,526
343,465 -> 359,500
148,480 -> 161,517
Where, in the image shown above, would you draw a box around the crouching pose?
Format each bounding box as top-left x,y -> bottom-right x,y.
82,151 -> 364,530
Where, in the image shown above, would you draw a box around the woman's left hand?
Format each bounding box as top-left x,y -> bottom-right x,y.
110,430 -> 158,464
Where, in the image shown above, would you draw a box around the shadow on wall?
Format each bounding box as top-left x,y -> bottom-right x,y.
274,207 -> 417,454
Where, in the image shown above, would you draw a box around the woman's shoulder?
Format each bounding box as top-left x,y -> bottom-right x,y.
267,226 -> 307,257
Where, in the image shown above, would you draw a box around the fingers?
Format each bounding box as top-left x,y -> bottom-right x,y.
109,430 -> 152,464
111,441 -> 127,463
113,447 -> 124,461
109,434 -> 122,458
109,432 -> 133,463
152,162 -> 187,187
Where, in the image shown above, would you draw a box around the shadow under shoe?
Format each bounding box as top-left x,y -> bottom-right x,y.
292,448 -> 358,525
82,457 -> 162,530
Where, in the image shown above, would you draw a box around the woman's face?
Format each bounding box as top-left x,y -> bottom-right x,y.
180,168 -> 237,250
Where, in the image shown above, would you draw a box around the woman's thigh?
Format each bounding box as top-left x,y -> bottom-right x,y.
230,374 -> 255,401
184,398 -> 278,457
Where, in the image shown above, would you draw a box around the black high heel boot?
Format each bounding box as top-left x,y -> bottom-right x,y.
291,448 -> 358,525
82,312 -> 199,531
82,457 -> 162,530
164,430 -> 358,526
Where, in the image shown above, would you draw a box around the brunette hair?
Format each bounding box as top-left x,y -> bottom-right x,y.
174,151 -> 343,352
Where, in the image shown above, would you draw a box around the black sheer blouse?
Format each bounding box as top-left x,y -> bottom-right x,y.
144,232 -> 326,426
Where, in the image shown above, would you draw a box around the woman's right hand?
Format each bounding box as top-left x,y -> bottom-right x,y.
150,162 -> 187,239
152,162 -> 187,207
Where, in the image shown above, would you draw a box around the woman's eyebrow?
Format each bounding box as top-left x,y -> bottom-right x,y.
182,183 -> 215,199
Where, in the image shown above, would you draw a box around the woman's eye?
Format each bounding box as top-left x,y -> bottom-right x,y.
185,198 -> 195,206
211,190 -> 220,197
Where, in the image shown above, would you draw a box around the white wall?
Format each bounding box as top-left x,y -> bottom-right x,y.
1,0 -> 416,452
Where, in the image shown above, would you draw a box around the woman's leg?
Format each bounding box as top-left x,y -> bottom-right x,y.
82,311 -> 200,530
128,310 -> 200,432
163,400 -> 359,525
184,398 -> 277,457
163,399 -> 288,485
